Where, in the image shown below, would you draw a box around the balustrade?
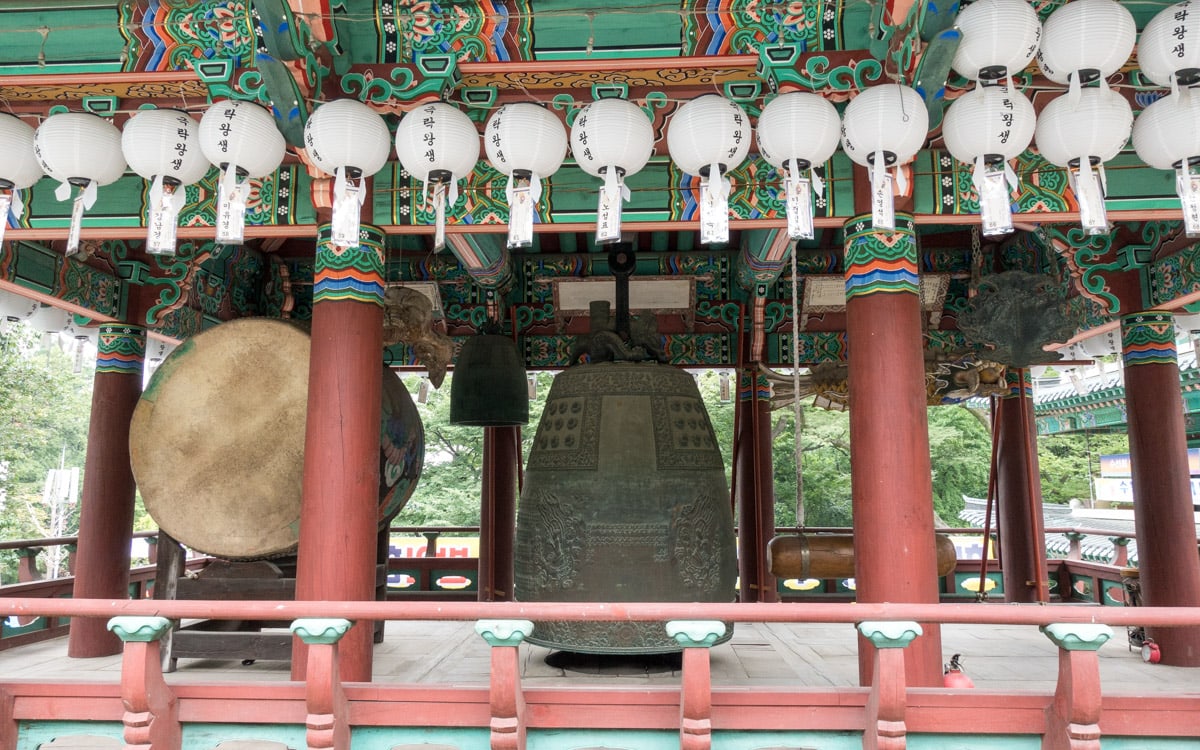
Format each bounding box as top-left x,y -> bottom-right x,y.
3,599 -> 1198,750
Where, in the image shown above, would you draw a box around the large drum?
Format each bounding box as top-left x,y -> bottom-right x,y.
129,318 -> 423,560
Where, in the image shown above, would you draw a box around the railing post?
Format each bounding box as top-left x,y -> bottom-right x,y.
1040,623 -> 1111,750
291,618 -> 353,750
857,621 -> 922,750
64,544 -> 78,575
475,619 -> 534,750
15,547 -> 42,582
1108,537 -> 1130,568
1064,532 -> 1085,562
107,616 -> 180,750
145,535 -> 158,566
666,620 -> 725,750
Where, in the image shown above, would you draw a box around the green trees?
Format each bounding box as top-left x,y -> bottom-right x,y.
0,327 -> 93,581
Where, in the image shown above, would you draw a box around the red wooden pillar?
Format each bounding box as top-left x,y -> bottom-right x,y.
293,225 -> 386,682
843,214 -> 942,686
733,367 -> 776,603
995,368 -> 1050,603
479,426 -> 520,601
68,325 -> 145,658
1120,311 -> 1200,666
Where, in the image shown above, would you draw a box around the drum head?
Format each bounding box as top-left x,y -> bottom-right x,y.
130,319 -> 310,559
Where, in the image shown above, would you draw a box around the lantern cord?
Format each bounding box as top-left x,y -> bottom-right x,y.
0,190 -> 11,249
790,229 -> 804,529
6,186 -> 23,223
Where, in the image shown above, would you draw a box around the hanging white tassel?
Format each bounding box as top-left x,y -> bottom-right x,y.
431,180 -> 448,251
146,175 -> 186,256
330,166 -> 365,247
506,171 -> 535,248
973,156 -> 1015,237
699,161 -> 730,245
1070,157 -> 1109,235
0,186 -> 12,250
215,165 -> 249,245
870,150 -> 895,231
783,159 -> 815,240
64,181 -> 97,257
1067,72 -> 1082,108
1177,160 -> 1200,238
596,166 -> 628,244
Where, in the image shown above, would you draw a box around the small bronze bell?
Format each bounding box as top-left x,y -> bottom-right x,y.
449,330 -> 529,426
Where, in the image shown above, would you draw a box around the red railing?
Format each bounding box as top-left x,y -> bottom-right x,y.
1,597 -> 1198,750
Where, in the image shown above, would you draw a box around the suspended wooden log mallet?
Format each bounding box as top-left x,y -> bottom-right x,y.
767,533 -> 958,580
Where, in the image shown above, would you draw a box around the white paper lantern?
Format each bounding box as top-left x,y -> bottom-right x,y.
0,289 -> 39,334
1036,0 -> 1134,91
1035,87 -> 1132,235
1133,92 -> 1200,237
35,113 -> 127,257
840,84 -> 929,230
942,83 -> 1035,235
570,98 -> 654,243
199,100 -> 286,244
146,337 -> 177,364
122,109 -> 211,256
0,114 -> 43,249
395,102 -> 480,251
1139,1 -> 1200,89
0,114 -> 44,191
27,303 -> 70,333
484,103 -> 567,248
667,95 -> 751,244
756,92 -> 841,240
951,0 -> 1042,80
1080,329 -> 1119,357
304,99 -> 392,248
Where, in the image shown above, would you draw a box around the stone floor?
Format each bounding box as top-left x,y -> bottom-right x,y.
3,620 -> 1197,694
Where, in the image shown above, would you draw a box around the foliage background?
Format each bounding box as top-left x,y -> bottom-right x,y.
0,326 -> 1129,581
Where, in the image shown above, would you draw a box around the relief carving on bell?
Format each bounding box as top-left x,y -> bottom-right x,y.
514,360 -> 738,654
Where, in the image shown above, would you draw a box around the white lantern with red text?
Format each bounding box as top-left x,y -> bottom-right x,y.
484,103 -> 567,248
840,84 -> 929,230
199,100 -> 286,245
571,98 -> 654,244
123,109 -> 212,256
667,95 -> 751,244
395,102 -> 480,250
756,92 -> 841,240
34,113 -> 127,256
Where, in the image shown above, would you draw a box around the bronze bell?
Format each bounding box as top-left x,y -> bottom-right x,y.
449,333 -> 529,426
514,360 -> 738,654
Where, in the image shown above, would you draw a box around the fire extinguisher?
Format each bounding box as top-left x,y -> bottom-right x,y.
943,653 -> 975,688
1142,639 -> 1162,664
